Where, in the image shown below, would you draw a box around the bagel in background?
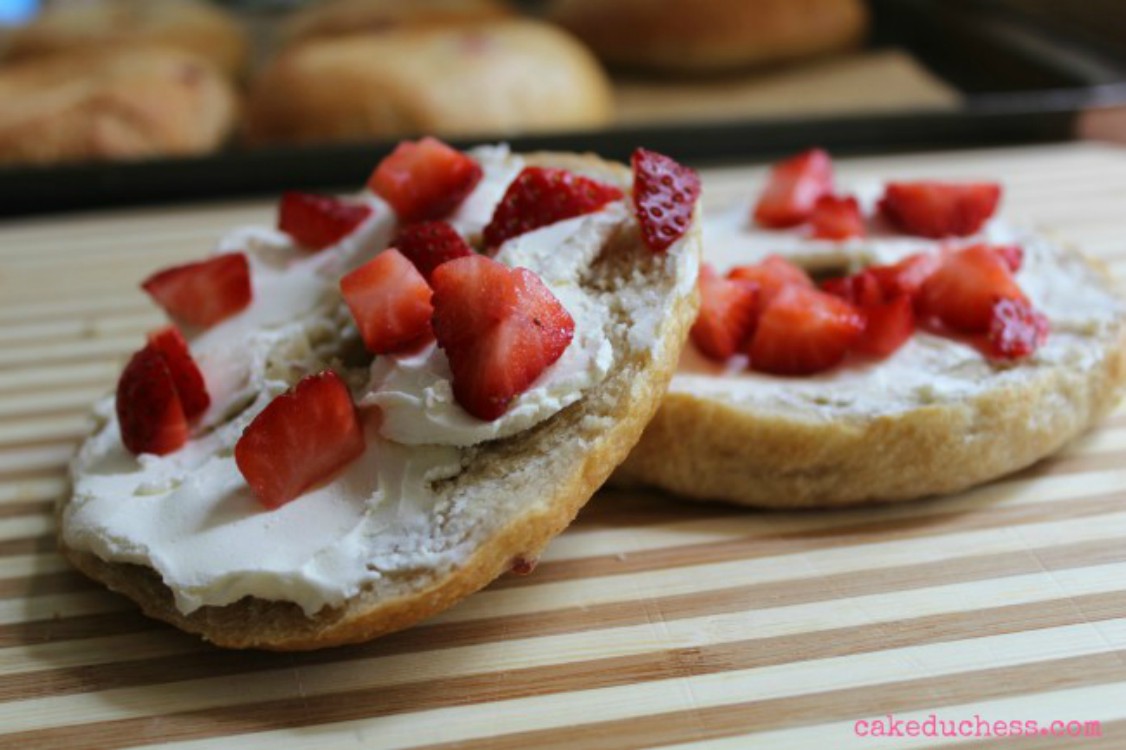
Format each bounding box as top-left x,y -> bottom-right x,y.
279,0 -> 515,48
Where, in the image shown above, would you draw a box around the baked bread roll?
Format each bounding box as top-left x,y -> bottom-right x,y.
547,0 -> 868,74
280,0 -> 514,48
615,194 -> 1126,508
0,47 -> 238,166
60,144 -> 701,649
2,0 -> 248,79
246,20 -> 613,146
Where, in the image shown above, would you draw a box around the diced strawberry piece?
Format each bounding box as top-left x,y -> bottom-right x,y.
809,194 -> 865,240
727,255 -> 814,312
855,294 -> 915,358
918,244 -> 1025,332
141,252 -> 251,329
483,166 -> 624,250
340,249 -> 434,354
392,221 -> 473,281
116,345 -> 189,456
867,252 -> 943,299
987,297 -> 1049,360
691,265 -> 760,361
278,191 -> 372,251
879,181 -> 1001,238
146,326 -> 210,419
235,371 -> 365,509
820,269 -> 885,308
368,137 -> 482,223
992,244 -> 1024,273
431,255 -> 574,421
749,285 -> 864,375
753,148 -> 833,228
631,148 -> 701,253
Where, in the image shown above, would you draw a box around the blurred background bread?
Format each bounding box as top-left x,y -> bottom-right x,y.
279,0 -> 514,48
246,18 -> 613,146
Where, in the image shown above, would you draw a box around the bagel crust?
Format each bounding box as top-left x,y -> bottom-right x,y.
615,221 -> 1126,508
60,151 -> 700,650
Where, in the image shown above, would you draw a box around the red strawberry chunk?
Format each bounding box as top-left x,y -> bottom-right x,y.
483,166 -> 624,250
855,294 -> 916,358
727,255 -> 814,312
392,221 -> 473,281
918,244 -> 1025,332
368,137 -> 482,223
809,194 -> 865,240
235,371 -> 365,509
987,298 -> 1049,360
753,148 -> 833,229
820,269 -> 885,308
867,252 -> 943,299
146,326 -> 210,419
691,265 -> 760,361
116,345 -> 189,456
631,148 -> 701,253
278,191 -> 372,251
141,252 -> 251,329
749,285 -> 864,375
431,255 -> 574,421
879,181 -> 1001,238
340,249 -> 434,354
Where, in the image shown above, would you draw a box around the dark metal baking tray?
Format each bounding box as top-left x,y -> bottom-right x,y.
1,0 -> 1124,218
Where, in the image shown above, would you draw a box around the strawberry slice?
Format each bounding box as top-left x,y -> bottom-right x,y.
855,294 -> 915,358
867,252 -> 944,299
691,265 -> 759,361
753,148 -> 833,229
431,255 -> 574,421
727,255 -> 814,312
749,285 -> 864,375
483,166 -> 623,250
141,252 -> 251,329
116,345 -> 189,456
392,221 -> 473,282
879,182 -> 1001,238
820,269 -> 885,308
631,148 -> 701,253
368,137 -> 482,224
809,194 -> 865,240
987,298 -> 1049,360
146,326 -> 210,419
340,249 -> 434,354
918,244 -> 1025,332
235,371 -> 365,509
278,191 -> 373,251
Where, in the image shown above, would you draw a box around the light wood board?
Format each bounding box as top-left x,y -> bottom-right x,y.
0,142 -> 1124,749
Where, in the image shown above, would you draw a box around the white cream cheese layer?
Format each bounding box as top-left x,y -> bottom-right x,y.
64,146 -> 637,615
675,199 -> 1125,418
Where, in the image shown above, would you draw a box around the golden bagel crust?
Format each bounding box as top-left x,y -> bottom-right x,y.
59,152 -> 700,650
547,0 -> 868,74
615,245 -> 1126,508
2,0 -> 248,79
279,0 -> 515,48
245,20 -> 613,146
0,47 -> 238,166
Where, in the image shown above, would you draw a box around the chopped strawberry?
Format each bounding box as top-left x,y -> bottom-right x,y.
809,194 -> 865,240
116,345 -> 189,456
235,371 -> 365,509
879,181 -> 1001,238
918,244 -> 1025,332
727,255 -> 814,312
631,148 -> 701,253
867,252 -> 944,299
278,192 -> 372,251
749,285 -> 864,375
340,249 -> 434,354
691,265 -> 759,361
855,294 -> 915,358
483,166 -> 623,250
431,255 -> 574,420
987,298 -> 1049,360
141,252 -> 251,329
992,244 -> 1024,273
146,326 -> 210,419
820,269 -> 885,308
392,221 -> 473,281
368,137 -> 482,223
753,148 -> 833,229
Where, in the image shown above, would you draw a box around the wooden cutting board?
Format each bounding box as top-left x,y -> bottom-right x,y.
0,142 -> 1124,750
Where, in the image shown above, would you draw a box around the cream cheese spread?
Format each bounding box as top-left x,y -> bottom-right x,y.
64,146 -> 647,615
